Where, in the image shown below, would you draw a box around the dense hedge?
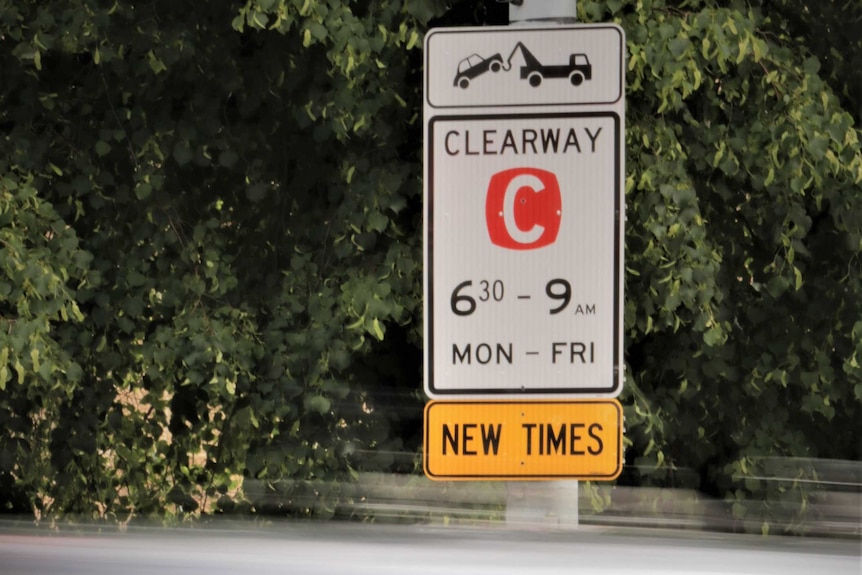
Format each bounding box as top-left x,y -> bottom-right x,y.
0,0 -> 859,529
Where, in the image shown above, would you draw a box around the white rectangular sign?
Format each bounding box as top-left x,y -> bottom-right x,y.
424,25 -> 625,399
425,25 -> 624,110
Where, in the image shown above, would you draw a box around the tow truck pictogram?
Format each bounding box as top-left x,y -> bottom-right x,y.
453,42 -> 592,89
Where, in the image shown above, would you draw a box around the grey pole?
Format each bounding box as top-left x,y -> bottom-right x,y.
509,0 -> 577,25
503,0 -> 581,529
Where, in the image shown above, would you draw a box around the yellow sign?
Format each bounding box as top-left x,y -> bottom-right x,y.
424,400 -> 622,481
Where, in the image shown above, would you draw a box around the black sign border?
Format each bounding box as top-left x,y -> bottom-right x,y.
425,111 -> 622,398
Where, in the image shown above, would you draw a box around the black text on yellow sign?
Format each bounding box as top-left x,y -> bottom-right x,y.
424,400 -> 622,481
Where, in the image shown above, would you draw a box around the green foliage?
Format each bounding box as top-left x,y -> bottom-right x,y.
0,0 -> 859,532
0,0 -> 439,520
581,0 -> 861,532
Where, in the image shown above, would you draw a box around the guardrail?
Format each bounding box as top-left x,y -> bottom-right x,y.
242,458 -> 861,537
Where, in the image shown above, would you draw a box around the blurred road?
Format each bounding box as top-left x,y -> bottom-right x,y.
1,523 -> 859,575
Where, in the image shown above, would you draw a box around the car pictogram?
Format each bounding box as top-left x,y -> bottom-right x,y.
453,53 -> 504,89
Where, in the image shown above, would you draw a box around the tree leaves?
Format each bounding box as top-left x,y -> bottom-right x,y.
595,0 -> 862,531
1,0 -> 435,519
0,0 -> 857,528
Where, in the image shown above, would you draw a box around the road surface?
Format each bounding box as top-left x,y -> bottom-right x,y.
1,522 -> 859,575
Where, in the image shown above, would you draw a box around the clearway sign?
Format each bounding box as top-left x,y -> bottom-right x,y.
423,24 -> 625,399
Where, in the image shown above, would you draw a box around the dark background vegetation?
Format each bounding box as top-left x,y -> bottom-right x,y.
1,0 -> 859,529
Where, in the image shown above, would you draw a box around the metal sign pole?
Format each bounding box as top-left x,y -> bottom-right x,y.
509,0 -> 577,24
504,0 -> 580,530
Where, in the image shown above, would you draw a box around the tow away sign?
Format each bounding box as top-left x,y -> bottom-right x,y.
424,400 -> 623,481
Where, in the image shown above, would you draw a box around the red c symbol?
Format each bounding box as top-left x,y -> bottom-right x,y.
485,168 -> 562,250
